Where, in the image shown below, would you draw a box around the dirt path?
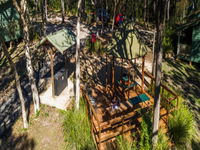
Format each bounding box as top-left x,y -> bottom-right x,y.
0,105 -> 65,150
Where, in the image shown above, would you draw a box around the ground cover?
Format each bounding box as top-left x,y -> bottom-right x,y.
0,104 -> 65,150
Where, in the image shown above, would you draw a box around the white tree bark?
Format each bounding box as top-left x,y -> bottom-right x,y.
0,37 -> 28,128
61,0 -> 65,23
75,0 -> 82,110
13,0 -> 40,114
152,0 -> 166,146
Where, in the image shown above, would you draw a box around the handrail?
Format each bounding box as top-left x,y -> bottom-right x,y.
82,92 -> 102,147
83,93 -> 101,126
144,71 -> 178,97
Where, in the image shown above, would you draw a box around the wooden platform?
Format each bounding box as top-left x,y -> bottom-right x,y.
83,84 -> 160,150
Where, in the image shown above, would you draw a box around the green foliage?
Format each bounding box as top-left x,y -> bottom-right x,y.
168,104 -> 195,148
163,24 -> 175,54
63,98 -> 95,150
116,135 -> 136,150
138,110 -> 152,150
48,0 -> 61,11
65,0 -> 78,16
85,37 -> 104,55
155,131 -> 169,150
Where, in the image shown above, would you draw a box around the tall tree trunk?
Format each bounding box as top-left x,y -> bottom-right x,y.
167,0 -> 170,20
111,0 -> 117,32
152,29 -> 156,76
0,37 -> 28,128
42,0 -> 47,36
61,0 -> 65,23
152,0 -> 166,146
13,0 -> 40,114
75,0 -> 82,110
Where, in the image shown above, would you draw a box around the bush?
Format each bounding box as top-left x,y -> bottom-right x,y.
85,37 -> 104,55
138,110 -> 152,150
155,131 -> 169,150
116,135 -> 136,150
168,104 -> 195,148
63,98 -> 95,150
163,24 -> 175,56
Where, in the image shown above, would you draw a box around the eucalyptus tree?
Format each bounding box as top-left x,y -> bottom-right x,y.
0,36 -> 28,128
12,0 -> 40,114
75,0 -> 82,109
61,0 -> 65,23
152,0 -> 167,146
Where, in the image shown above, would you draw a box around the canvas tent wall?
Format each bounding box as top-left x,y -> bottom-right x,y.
0,0 -> 22,42
177,12 -> 200,63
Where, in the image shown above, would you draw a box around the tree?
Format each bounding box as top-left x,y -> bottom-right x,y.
75,0 -> 82,109
12,0 -> 40,114
42,0 -> 48,36
152,0 -> 166,146
61,0 -> 65,23
0,36 -> 28,128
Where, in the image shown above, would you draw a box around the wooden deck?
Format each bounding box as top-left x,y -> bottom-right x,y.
82,70 -> 178,150
83,84 -> 153,150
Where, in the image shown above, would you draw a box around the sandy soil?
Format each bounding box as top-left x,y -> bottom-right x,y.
0,105 -> 66,150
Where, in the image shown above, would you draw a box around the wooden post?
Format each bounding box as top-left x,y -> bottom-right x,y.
106,53 -> 108,92
142,56 -> 145,93
112,56 -> 115,92
50,48 -> 55,97
177,32 -> 181,58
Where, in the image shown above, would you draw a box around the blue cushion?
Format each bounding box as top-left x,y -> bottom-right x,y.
128,94 -> 150,105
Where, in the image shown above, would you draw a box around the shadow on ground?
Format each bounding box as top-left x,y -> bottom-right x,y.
163,58 -> 200,134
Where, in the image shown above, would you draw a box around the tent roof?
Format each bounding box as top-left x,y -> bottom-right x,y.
106,25 -> 148,60
36,28 -> 76,54
0,0 -> 22,42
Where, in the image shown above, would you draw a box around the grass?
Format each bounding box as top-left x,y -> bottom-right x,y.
116,135 -> 136,150
155,131 -> 169,150
168,104 -> 195,149
62,98 -> 95,150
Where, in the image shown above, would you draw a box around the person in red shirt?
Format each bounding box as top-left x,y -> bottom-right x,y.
115,13 -> 124,26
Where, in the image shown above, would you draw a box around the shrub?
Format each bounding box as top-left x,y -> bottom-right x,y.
155,131 -> 169,150
163,24 -> 175,55
168,104 -> 195,148
116,135 -> 136,150
138,111 -> 152,150
63,98 -> 95,150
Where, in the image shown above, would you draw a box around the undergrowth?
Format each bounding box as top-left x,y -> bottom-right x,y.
168,103 -> 195,149
62,98 -> 95,150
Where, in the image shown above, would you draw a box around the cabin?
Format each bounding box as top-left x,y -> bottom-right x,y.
176,11 -> 200,63
0,0 -> 22,42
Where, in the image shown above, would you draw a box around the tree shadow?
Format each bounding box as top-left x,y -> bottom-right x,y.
0,132 -> 35,150
163,58 -> 200,132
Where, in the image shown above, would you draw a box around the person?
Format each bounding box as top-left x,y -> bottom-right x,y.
88,89 -> 96,108
111,95 -> 120,111
115,13 -> 124,26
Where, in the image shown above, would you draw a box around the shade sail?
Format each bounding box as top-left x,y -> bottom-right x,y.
106,24 -> 148,60
36,28 -> 76,54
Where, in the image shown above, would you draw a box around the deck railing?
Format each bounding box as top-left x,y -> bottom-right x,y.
144,71 -> 179,112
82,92 -> 102,149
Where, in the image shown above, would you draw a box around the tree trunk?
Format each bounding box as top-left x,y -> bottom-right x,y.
152,25 -> 163,145
167,0 -> 170,20
75,0 -> 82,110
152,29 -> 157,76
42,0 -> 47,36
177,31 -> 181,57
61,0 -> 65,23
0,37 -> 28,129
111,0 -> 117,32
13,0 -> 40,114
152,0 -> 166,146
